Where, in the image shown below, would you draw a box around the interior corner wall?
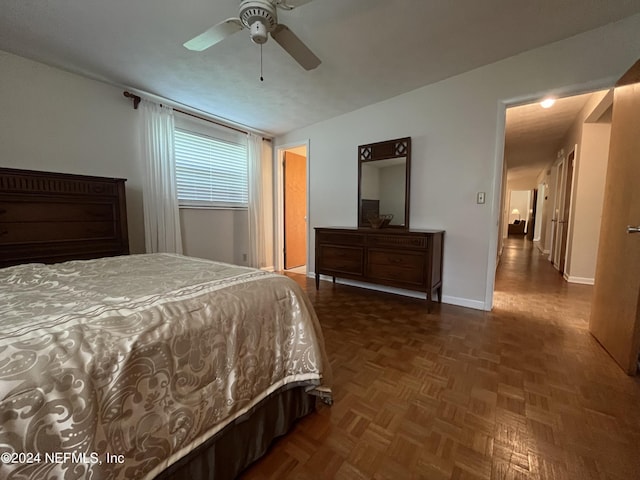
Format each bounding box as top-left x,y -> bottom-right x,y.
566,122 -> 611,282
275,14 -> 640,310
180,208 -> 249,265
0,50 -> 145,253
557,91 -> 610,283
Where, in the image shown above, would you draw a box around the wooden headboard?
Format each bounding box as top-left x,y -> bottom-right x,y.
0,168 -> 129,267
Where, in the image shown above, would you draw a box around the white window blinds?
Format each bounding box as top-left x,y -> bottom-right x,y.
174,128 -> 248,208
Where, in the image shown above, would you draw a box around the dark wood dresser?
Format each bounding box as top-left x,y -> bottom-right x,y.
0,168 -> 129,267
315,227 -> 444,310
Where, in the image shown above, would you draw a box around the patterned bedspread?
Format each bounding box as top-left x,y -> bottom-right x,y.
0,254 -> 331,479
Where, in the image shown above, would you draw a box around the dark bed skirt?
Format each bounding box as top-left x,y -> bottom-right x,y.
155,385 -> 316,480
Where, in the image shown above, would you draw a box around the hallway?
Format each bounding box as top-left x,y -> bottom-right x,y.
244,238 -> 640,479
489,237 -> 640,479
494,237 -> 593,330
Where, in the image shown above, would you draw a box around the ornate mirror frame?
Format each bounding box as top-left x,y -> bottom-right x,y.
357,137 -> 411,229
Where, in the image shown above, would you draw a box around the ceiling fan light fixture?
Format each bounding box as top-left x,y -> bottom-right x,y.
250,20 -> 268,44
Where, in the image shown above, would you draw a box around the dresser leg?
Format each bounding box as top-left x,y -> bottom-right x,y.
315,273 -> 319,290
426,290 -> 432,313
332,276 -> 336,284
437,286 -> 442,303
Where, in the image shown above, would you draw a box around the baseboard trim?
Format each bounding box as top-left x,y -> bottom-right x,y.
443,295 -> 486,311
566,275 -> 595,285
534,242 -> 550,255
310,273 -> 485,311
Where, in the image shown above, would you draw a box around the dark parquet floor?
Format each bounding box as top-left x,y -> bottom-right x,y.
242,237 -> 640,479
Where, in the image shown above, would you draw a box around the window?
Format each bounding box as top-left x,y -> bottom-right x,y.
174,128 -> 248,208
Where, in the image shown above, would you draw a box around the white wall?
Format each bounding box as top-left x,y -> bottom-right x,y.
533,183 -> 545,242
562,91 -> 612,283
566,122 -> 610,283
0,50 -> 145,253
180,208 -> 249,265
536,165 -> 558,255
276,14 -> 640,310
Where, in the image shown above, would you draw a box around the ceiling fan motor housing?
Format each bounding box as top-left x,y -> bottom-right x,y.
239,0 -> 278,44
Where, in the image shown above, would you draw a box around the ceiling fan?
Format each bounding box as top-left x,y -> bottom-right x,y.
183,0 -> 320,71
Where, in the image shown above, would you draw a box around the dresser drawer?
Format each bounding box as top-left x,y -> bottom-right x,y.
316,230 -> 365,246
367,249 -> 425,285
367,234 -> 427,249
317,245 -> 364,276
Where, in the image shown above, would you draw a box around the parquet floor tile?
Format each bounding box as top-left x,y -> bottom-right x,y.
241,238 -> 640,479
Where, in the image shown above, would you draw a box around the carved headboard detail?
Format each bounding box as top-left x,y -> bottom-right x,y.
0,168 -> 129,267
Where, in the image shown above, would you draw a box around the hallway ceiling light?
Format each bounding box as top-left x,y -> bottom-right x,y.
540,97 -> 556,108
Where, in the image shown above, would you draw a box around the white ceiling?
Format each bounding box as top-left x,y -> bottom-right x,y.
2,0 -> 640,136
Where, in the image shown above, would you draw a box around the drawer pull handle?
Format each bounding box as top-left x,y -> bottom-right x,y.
0,230 -> 8,236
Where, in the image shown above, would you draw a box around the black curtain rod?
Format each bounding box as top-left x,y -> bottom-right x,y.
123,91 -> 271,141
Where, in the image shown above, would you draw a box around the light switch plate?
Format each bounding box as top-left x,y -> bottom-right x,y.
477,192 -> 486,204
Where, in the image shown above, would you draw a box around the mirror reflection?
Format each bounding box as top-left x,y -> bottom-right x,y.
360,158 -> 407,226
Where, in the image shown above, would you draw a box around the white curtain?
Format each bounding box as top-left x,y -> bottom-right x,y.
139,100 -> 183,254
247,133 -> 269,268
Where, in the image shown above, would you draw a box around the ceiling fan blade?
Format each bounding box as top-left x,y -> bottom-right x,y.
271,24 -> 321,70
183,18 -> 243,51
275,0 -> 314,10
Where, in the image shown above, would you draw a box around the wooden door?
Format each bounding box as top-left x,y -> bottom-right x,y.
284,151 -> 307,269
589,59 -> 640,374
559,150 -> 575,274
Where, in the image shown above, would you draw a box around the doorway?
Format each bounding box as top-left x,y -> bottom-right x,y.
276,143 -> 308,274
494,89 -> 610,309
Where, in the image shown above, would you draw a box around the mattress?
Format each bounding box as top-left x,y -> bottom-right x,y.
0,254 -> 331,479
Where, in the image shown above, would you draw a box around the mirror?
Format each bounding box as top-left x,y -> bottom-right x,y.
358,137 -> 411,228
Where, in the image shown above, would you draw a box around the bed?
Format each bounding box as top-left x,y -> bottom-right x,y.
0,168 -> 332,480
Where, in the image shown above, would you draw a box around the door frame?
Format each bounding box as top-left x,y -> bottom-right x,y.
550,146 -> 577,273
549,155 -> 564,266
274,140 -> 311,272
559,148 -> 577,276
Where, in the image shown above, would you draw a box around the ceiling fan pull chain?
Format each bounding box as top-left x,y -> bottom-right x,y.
260,44 -> 264,82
